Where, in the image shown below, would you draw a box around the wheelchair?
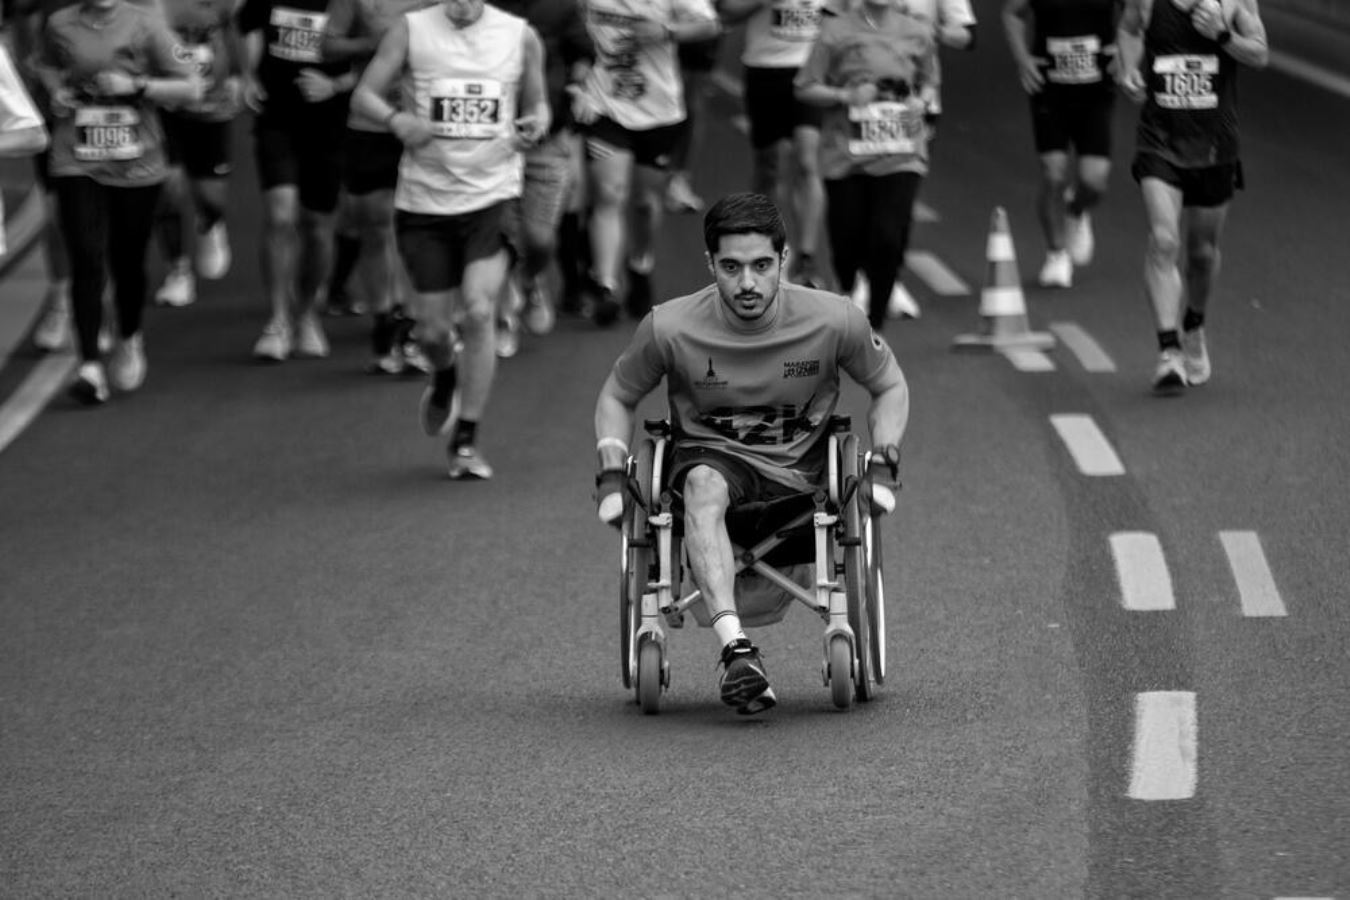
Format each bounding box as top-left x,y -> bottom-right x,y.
617,415 -> 889,714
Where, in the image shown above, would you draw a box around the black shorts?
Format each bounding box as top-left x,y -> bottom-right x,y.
162,113 -> 234,179
1029,89 -> 1115,157
252,103 -> 347,213
1131,153 -> 1244,208
678,34 -> 722,73
394,201 -> 516,293
743,65 -> 824,150
584,116 -> 684,170
668,445 -> 802,508
342,128 -> 403,196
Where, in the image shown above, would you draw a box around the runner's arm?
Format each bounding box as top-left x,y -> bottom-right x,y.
594,376 -> 640,472
515,24 -> 551,142
1001,0 -> 1045,93
1220,0 -> 1268,67
321,0 -> 377,63
350,15 -> 407,125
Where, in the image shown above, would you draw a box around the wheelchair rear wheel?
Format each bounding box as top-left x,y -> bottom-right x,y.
620,439 -> 657,689
841,436 -> 884,702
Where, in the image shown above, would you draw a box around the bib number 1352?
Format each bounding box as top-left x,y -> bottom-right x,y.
428,78 -> 505,140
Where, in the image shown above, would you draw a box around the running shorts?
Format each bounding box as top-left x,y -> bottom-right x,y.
667,445 -> 802,508
252,104 -> 347,214
584,115 -> 684,170
342,128 -> 403,196
1029,91 -> 1115,157
1131,153 -> 1244,208
678,34 -> 722,73
162,113 -> 234,179
743,65 -> 824,150
394,200 -> 517,293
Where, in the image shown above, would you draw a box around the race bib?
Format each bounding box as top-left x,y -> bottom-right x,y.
1152,54 -> 1219,109
269,7 -> 328,63
769,2 -> 821,41
73,106 -> 143,161
427,78 -> 504,140
1046,35 -> 1102,85
846,102 -> 915,157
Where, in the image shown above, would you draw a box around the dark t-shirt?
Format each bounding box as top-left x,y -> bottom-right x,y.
238,0 -> 346,112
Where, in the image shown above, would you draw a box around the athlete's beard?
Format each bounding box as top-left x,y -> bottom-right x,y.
727,283 -> 779,320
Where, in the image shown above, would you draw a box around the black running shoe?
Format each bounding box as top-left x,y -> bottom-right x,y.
718,639 -> 777,715
626,266 -> 653,318
586,276 -> 621,328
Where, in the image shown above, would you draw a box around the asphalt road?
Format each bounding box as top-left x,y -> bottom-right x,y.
2,2 -> 1348,896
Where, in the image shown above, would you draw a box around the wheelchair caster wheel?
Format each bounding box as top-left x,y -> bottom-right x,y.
636,637 -> 665,714
828,635 -> 854,710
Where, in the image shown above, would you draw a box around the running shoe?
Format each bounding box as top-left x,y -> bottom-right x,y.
718,638 -> 777,715
196,222 -> 232,279
366,351 -> 402,375
586,277 -> 621,327
849,272 -> 870,315
108,332 -> 146,392
446,443 -> 494,480
253,321 -> 292,362
1152,348 -> 1188,396
626,266 -> 653,319
523,282 -> 556,335
295,312 -> 330,358
399,341 -> 431,375
495,310 -> 521,359
32,293 -> 72,352
664,173 -> 704,214
419,365 -> 460,436
886,281 -> 921,319
1180,326 -> 1211,386
155,265 -> 196,307
1066,212 -> 1094,266
69,361 -> 109,405
789,258 -> 826,290
1037,249 -> 1073,288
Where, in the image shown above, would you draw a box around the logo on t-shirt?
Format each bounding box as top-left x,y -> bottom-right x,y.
782,359 -> 820,378
694,357 -> 728,389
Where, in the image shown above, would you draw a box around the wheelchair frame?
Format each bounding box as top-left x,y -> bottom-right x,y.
618,415 -> 888,714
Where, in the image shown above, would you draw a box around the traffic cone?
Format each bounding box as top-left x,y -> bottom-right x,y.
953,207 -> 1055,352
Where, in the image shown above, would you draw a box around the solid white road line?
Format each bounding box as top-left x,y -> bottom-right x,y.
0,353 -> 76,455
913,201 -> 939,223
1050,413 -> 1125,476
905,249 -> 967,295
1128,691 -> 1198,800
1004,349 -> 1055,372
1219,531 -> 1288,618
1269,50 -> 1350,99
1111,532 -> 1177,612
1050,321 -> 1117,372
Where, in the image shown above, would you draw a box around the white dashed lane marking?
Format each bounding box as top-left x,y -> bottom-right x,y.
1128,691 -> 1198,800
1050,321 -> 1117,372
1220,531 -> 1288,617
1004,349 -> 1055,372
904,248 -> 965,293
0,354 -> 76,455
1050,413 -> 1125,476
1111,532 -> 1177,612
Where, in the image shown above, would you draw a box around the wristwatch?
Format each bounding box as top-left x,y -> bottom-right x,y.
1216,28 -> 1233,45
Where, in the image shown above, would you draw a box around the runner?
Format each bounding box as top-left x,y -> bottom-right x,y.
322,0 -> 435,374
36,0 -> 201,403
488,0 -> 594,348
795,0 -> 937,331
572,0 -> 720,325
1003,0 -> 1121,289
720,0 -> 828,290
0,37 -> 49,258
153,0 -> 243,307
351,0 -> 548,479
239,0 -> 356,361
663,30 -> 719,215
1116,0 -> 1268,393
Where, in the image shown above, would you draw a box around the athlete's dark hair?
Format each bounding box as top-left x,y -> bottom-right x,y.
702,192 -> 788,257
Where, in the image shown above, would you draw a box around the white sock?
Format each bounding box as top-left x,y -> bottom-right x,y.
710,610 -> 747,647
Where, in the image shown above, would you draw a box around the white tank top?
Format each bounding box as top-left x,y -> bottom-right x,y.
395,4 -> 525,215
742,0 -> 826,69
582,0 -> 717,130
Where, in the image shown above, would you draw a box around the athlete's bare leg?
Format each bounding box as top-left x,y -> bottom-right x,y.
1182,204 -> 1229,317
682,465 -> 738,622
456,248 -> 511,420
261,185 -> 301,325
586,144 -> 634,290
1140,176 -> 1187,331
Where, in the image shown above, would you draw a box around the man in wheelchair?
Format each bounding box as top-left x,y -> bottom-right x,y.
593,192 -> 910,715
